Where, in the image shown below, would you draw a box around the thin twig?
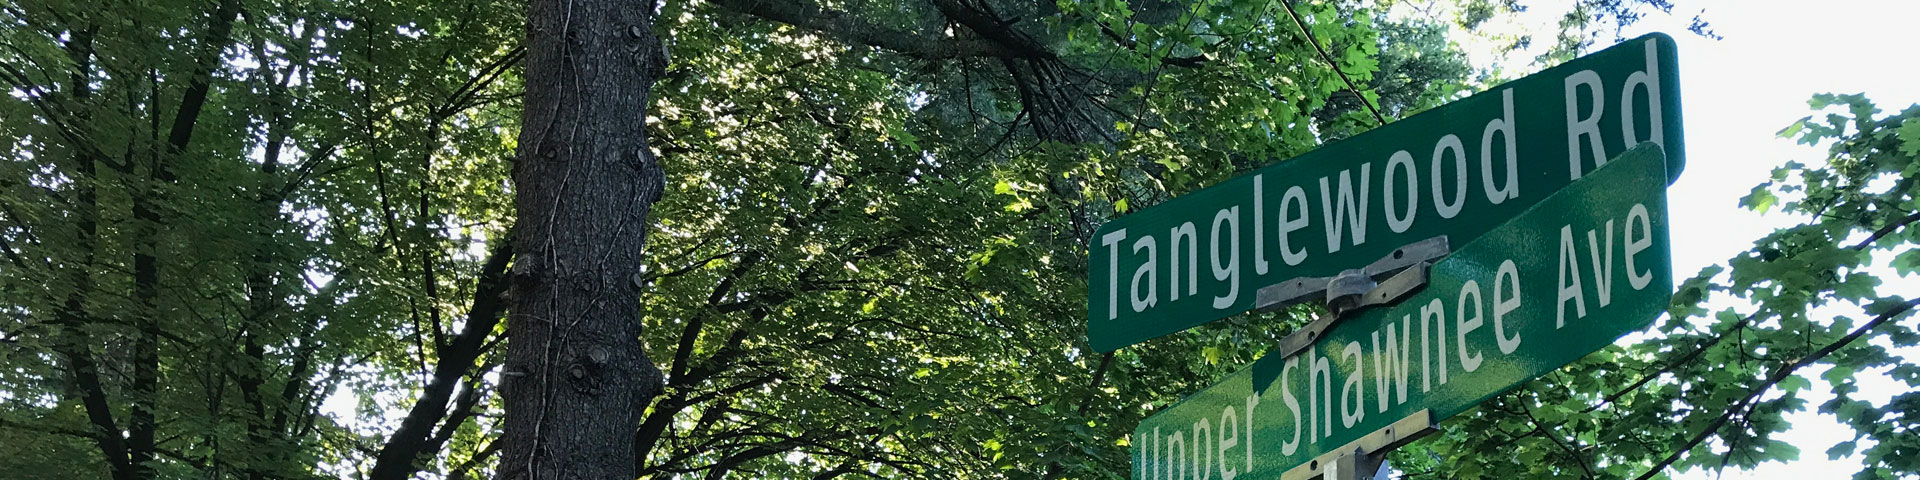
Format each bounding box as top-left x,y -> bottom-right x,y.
1585,313 -> 1757,413
1524,403 -> 1596,479
1040,351 -> 1118,480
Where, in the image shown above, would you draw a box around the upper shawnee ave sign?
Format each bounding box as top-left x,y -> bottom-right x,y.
1132,143 -> 1675,479
1087,33 -> 1684,352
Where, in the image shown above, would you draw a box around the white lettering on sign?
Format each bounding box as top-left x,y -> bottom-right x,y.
1145,396 -> 1258,479
1456,280 -> 1485,373
1280,356 -> 1301,455
1385,151 -> 1420,233
1130,36 -> 1679,474
1308,345 -> 1334,441
1254,176 -> 1269,276
1565,70 -> 1607,178
1626,203 -> 1655,289
1371,315 -> 1411,412
1621,41 -> 1665,150
1218,406 -> 1239,480
1419,298 -> 1448,392
1098,85 -> 1547,320
1102,229 -> 1127,320
1493,259 -> 1524,354
1138,201 -> 1664,475
1338,341 -> 1366,428
1171,223 -> 1199,302
1568,41 -> 1664,180
1587,220 -> 1618,309
1131,236 -> 1158,312
1095,39 -> 1671,348
1278,186 -> 1311,266
1210,207 -> 1242,309
1481,89 -> 1520,204
1556,224 -> 1588,328
1320,164 -> 1372,254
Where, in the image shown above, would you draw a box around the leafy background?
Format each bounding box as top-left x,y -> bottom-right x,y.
2,0 -> 1918,479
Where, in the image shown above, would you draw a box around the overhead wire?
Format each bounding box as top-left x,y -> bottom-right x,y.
1279,0 -> 1388,126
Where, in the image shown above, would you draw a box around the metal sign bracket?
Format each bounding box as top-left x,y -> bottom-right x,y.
1250,237 -> 1449,480
1279,410 -> 1438,480
1257,236 -> 1450,358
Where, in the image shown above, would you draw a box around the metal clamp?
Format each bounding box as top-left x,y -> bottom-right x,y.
1257,236 -> 1449,358
1256,236 -> 1450,315
1279,410 -> 1437,480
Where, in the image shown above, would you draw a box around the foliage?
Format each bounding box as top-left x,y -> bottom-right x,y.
1392,0 -> 1718,66
625,0 -> 1410,476
3,0 -> 1913,479
0,0 -> 1429,477
0,0 -> 522,476
1386,95 -> 1920,480
1314,14 -> 1473,139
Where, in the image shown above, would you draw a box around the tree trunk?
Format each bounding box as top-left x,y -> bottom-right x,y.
498,0 -> 668,477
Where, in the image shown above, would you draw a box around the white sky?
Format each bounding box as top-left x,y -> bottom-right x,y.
1424,1 -> 1920,478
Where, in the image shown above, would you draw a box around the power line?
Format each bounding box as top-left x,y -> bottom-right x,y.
1279,0 -> 1387,126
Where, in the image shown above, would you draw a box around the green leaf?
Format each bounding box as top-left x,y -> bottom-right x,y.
1896,118 -> 1920,156
888,125 -> 921,151
1780,375 -> 1813,393
1778,117 -> 1811,139
1823,366 -> 1858,386
1828,440 -> 1858,459
1810,93 -> 1839,109
1741,185 -> 1779,214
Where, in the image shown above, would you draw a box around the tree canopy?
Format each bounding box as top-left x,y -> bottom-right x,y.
2,0 -> 1916,479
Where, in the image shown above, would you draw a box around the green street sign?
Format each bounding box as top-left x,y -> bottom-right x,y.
1087,34 -> 1683,352
1130,143 -> 1674,479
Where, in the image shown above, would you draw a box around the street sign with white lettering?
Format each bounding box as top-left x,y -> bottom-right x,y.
1088,34 -> 1682,352
1130,143 -> 1674,479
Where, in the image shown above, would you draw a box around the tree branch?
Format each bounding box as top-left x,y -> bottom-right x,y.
0,416 -> 96,439
1585,313 -> 1757,413
1850,211 -> 1920,250
1523,403 -> 1596,479
707,0 -> 1036,60
1633,297 -> 1920,480
368,237 -> 514,480
1040,351 -> 1116,479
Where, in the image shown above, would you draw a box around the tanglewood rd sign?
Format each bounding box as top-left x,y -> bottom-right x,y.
1131,144 -> 1675,479
1088,34 -> 1683,352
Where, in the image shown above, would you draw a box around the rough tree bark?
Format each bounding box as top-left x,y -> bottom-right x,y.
497,0 -> 668,477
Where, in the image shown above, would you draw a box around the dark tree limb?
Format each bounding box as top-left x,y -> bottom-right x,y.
706,0 -> 1033,60
368,238 -> 514,480
447,439 -> 503,480
1037,351 -> 1116,480
61,337 -> 134,480
1850,211 -> 1920,250
0,416 -> 96,439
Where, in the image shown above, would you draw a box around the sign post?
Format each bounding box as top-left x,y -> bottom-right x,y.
1130,143 -> 1675,479
1088,33 -> 1683,352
